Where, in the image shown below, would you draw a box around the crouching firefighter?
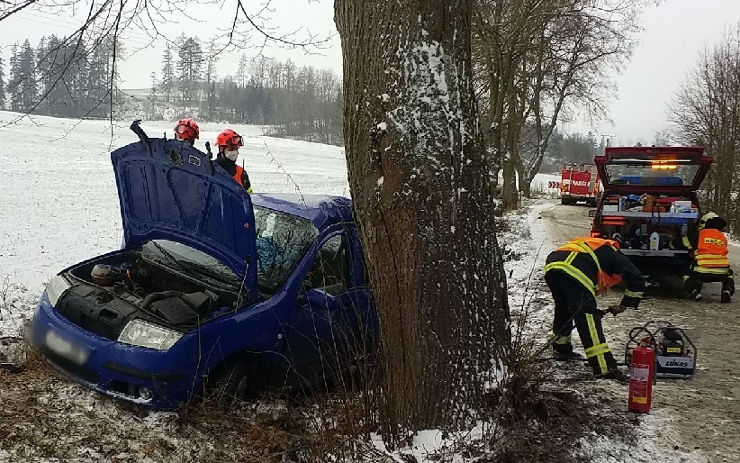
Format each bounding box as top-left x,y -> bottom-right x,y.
680,212 -> 734,303
544,237 -> 645,381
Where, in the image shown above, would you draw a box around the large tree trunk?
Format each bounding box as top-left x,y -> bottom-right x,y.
335,0 -> 510,442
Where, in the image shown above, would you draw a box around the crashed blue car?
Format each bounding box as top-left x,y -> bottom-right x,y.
29,124 -> 377,409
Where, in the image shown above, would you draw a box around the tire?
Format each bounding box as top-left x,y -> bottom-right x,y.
561,197 -> 570,205
210,360 -> 253,408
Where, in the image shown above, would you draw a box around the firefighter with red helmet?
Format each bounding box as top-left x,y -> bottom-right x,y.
545,237 -> 645,381
215,128 -> 252,194
681,212 -> 734,303
174,118 -> 199,145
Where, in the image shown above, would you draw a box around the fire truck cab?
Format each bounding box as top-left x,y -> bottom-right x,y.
560,162 -> 600,206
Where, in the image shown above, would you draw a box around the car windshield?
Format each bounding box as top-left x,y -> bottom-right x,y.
605,158 -> 700,187
254,206 -> 318,293
143,239 -> 241,287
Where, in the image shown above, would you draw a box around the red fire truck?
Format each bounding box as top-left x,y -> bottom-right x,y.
560,163 -> 600,206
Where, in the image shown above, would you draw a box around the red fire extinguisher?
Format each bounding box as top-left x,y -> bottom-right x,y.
628,342 -> 656,413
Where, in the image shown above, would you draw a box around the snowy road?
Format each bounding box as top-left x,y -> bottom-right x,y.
534,202 -> 740,463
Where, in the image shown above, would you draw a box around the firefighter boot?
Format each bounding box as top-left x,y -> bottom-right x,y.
689,288 -> 703,301
553,347 -> 584,361
552,334 -> 583,361
721,274 -> 734,303
596,368 -> 628,384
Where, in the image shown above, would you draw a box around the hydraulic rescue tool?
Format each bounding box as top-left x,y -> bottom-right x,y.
624,321 -> 697,413
624,321 -> 697,379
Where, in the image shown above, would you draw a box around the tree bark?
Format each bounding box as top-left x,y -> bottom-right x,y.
335,0 -> 510,442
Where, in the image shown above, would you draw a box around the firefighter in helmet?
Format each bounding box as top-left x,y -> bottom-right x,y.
215,128 -> 253,194
545,237 -> 645,381
174,118 -> 199,145
681,212 -> 734,303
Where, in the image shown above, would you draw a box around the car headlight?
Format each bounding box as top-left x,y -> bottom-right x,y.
118,320 -> 183,351
46,275 -> 72,306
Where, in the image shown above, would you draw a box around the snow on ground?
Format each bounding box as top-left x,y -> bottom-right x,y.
0,111 -> 704,462
499,199 -> 711,463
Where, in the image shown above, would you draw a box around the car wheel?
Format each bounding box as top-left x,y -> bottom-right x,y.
211,360 -> 253,408
561,197 -> 570,205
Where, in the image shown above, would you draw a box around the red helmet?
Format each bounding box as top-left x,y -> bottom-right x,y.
216,129 -> 244,148
174,118 -> 199,143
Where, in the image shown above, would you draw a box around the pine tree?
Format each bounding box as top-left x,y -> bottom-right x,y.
161,43 -> 174,103
8,41 -> 38,112
236,54 -> 247,89
176,35 -> 203,104
150,71 -> 158,97
86,39 -> 112,118
0,55 -> 5,109
36,35 -> 69,116
18,39 -> 38,112
7,43 -> 19,111
203,40 -> 219,119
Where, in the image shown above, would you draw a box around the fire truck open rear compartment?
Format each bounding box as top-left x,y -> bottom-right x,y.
590,146 -> 713,277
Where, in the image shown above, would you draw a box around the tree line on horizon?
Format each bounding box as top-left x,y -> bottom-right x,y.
147,35 -> 342,145
0,34 -> 343,145
0,36 -> 116,118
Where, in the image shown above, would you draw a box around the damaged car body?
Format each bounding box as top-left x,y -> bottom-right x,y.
29,124 -> 378,409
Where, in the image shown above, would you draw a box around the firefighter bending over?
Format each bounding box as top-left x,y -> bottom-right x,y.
545,237 -> 645,381
680,212 -> 734,303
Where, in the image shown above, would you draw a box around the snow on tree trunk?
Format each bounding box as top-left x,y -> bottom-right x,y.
335,0 -> 510,441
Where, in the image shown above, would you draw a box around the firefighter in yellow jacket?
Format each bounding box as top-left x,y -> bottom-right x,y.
545,237 -> 645,381
681,212 -> 734,303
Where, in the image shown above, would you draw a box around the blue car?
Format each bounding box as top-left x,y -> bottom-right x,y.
29,126 -> 377,409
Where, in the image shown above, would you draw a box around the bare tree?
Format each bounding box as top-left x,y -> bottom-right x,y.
474,0 -> 640,208
670,25 -> 740,234
335,0 -> 510,444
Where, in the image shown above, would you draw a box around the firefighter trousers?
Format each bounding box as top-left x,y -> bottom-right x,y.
545,270 -> 618,375
683,268 -> 734,296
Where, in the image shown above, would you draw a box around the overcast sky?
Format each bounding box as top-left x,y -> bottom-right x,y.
1,0 -> 740,143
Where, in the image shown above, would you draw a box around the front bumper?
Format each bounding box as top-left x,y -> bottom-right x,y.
30,292 -> 197,409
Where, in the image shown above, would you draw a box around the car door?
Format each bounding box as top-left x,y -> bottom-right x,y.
283,226 -> 374,391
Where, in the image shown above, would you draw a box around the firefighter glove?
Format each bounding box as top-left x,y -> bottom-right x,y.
607,304 -> 627,315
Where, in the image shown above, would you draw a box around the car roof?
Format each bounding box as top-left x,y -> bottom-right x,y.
251,193 -> 354,230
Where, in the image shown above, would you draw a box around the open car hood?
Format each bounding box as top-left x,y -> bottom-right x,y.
594,146 -> 712,194
111,134 -> 257,290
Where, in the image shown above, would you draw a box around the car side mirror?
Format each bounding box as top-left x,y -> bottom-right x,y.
305,288 -> 339,311
588,209 -> 596,217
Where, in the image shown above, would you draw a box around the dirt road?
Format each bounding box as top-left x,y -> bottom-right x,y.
538,203 -> 740,462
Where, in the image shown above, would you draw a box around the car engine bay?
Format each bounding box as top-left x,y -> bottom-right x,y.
55,248 -> 247,340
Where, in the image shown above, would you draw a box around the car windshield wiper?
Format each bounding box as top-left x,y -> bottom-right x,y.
150,241 -> 190,273
149,242 -> 239,289
182,261 -> 240,287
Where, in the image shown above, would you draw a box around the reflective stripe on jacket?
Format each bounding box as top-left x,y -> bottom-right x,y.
695,229 -> 729,268
547,238 -> 622,296
545,237 -> 645,307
